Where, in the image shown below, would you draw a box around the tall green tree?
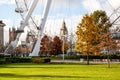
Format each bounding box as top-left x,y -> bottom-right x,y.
91,10 -> 114,48
91,10 -> 111,33
92,10 -> 116,68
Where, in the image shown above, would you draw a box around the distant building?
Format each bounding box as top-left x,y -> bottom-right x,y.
9,27 -> 17,43
25,32 -> 37,53
60,20 -> 68,42
0,20 -> 5,46
26,32 -> 36,43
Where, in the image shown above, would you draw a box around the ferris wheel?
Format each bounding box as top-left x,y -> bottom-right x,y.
4,0 -> 120,56
4,0 -> 52,56
15,0 -> 39,33
105,0 -> 120,39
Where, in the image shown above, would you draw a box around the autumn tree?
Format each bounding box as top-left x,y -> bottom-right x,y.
12,45 -> 22,57
61,42 -> 69,54
51,36 -> 62,55
91,10 -> 115,50
75,14 -> 99,64
92,10 -> 116,68
40,35 -> 52,56
75,10 -> 116,66
91,10 -> 111,33
0,44 -> 5,53
0,43 -> 8,53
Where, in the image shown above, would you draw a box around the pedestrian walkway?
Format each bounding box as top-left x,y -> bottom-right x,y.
51,60 -> 120,64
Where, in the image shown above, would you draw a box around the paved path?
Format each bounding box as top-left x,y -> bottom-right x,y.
51,60 -> 120,64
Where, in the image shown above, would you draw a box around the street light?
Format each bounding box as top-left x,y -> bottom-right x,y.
62,34 -> 67,61
63,37 -> 65,61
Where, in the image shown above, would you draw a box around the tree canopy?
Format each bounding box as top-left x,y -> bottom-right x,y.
75,14 -> 99,55
75,10 -> 115,55
92,10 -> 116,52
51,36 -> 62,55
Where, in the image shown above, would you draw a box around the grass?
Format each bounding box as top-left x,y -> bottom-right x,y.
0,63 -> 120,80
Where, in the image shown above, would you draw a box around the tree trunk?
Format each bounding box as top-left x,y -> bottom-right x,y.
87,53 -> 89,65
107,51 -> 110,68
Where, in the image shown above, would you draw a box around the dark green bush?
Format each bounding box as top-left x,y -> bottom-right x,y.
32,57 -> 43,63
65,56 -> 80,60
0,58 -> 6,64
109,54 -> 120,59
0,54 -> 6,64
6,57 -> 32,63
43,58 -> 51,63
32,57 -> 51,63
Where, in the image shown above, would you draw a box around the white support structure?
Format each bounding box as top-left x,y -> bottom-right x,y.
4,0 -> 39,54
29,0 -> 52,56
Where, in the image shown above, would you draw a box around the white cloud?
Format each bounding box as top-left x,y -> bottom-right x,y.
82,0 -> 120,15
43,15 -> 82,37
82,0 -> 120,24
51,0 -> 81,7
108,0 -> 120,9
2,0 -> 120,42
102,0 -> 120,24
101,0 -> 120,16
82,0 -> 102,13
32,14 -> 82,37
0,0 -> 15,5
2,19 -> 13,30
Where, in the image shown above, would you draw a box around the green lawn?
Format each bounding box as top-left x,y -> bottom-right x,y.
0,63 -> 120,80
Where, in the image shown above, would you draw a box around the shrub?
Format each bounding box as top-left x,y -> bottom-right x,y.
32,57 -> 43,63
0,58 -> 6,64
43,58 -> 51,63
5,57 -> 32,63
110,54 -> 120,59
32,57 -> 51,63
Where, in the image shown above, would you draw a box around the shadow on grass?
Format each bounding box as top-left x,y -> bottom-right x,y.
0,73 -> 90,79
0,66 -> 73,69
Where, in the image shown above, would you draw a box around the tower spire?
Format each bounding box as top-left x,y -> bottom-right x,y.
60,20 -> 68,42
60,20 -> 68,36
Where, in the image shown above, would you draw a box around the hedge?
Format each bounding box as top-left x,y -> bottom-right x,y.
0,58 -> 6,64
79,54 -> 120,59
5,57 -> 32,63
32,57 -> 51,63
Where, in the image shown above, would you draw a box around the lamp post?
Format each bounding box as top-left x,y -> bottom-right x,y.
62,34 -> 67,61
63,37 -> 65,61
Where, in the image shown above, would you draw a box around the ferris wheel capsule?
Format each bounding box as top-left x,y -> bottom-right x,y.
111,32 -> 120,39
15,8 -> 24,13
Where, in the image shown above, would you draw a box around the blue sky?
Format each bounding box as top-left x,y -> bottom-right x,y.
0,0 -> 120,44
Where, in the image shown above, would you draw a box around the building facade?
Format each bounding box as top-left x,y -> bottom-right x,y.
9,27 -> 17,43
0,20 -> 5,46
